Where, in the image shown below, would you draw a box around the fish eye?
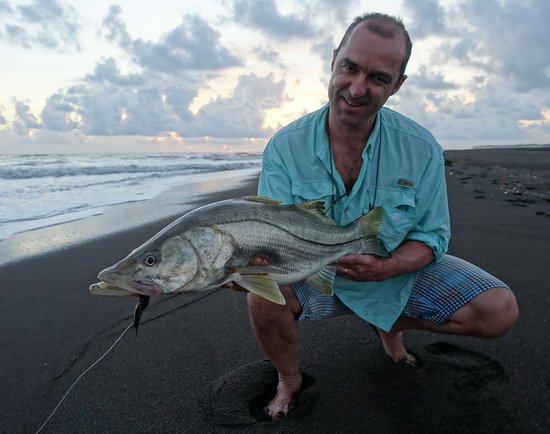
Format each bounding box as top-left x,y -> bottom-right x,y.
143,254 -> 159,267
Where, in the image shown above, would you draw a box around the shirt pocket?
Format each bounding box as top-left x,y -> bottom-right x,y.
291,180 -> 333,203
372,187 -> 417,252
372,186 -> 416,210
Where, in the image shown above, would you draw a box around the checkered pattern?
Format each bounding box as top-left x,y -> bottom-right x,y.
291,255 -> 509,325
403,255 -> 508,324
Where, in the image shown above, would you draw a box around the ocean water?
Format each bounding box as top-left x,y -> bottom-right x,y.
0,153 -> 261,241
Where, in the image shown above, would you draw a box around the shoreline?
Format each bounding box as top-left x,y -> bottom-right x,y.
0,170 -> 259,266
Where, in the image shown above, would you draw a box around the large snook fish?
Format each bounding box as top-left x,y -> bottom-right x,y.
90,196 -> 388,329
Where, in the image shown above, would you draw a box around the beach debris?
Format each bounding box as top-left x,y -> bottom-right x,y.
90,196 -> 388,325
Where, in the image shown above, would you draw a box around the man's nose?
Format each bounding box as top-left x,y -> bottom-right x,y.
348,75 -> 368,100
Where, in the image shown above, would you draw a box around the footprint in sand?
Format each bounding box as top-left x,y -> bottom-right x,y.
424,342 -> 507,389
200,360 -> 317,426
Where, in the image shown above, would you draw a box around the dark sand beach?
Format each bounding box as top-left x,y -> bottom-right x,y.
1,147 -> 549,433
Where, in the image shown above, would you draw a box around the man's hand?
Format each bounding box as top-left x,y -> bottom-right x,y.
334,240 -> 435,282
222,257 -> 270,291
334,254 -> 392,281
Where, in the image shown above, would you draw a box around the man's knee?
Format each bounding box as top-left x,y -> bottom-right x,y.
457,286 -> 518,338
489,287 -> 518,336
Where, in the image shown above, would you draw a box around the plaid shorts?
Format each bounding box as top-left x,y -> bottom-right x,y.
291,255 -> 509,325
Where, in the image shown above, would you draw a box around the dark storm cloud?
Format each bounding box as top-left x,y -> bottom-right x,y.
0,0 -> 80,50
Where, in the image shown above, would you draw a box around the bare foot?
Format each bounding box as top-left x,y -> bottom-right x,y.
372,326 -> 418,367
264,373 -> 302,419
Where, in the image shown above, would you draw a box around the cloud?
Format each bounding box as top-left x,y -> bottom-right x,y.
100,4 -> 132,49
32,72 -> 286,140
0,0 -> 81,50
40,92 -> 79,131
306,0 -> 356,25
0,1 -> 12,13
12,100 -> 42,134
66,84 -> 184,136
403,0 -> 448,39
102,7 -> 242,73
456,0 -> 550,91
253,45 -> 284,67
233,0 -> 317,40
311,35 -> 335,65
191,73 -> 287,137
407,67 -> 456,90
86,58 -> 146,86
408,0 -> 550,92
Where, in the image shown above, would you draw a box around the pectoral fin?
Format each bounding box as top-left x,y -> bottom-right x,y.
233,273 -> 286,305
307,265 -> 336,295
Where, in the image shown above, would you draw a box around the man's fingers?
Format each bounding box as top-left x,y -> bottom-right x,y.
249,257 -> 269,266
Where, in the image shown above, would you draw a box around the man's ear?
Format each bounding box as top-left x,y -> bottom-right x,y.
391,74 -> 407,96
330,49 -> 338,71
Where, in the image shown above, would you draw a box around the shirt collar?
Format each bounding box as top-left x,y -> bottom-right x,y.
315,104 -> 383,164
364,112 -> 382,161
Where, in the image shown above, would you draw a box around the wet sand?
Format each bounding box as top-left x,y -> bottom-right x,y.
1,147 -> 549,433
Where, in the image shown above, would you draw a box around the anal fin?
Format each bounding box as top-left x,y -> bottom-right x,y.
307,265 -> 335,295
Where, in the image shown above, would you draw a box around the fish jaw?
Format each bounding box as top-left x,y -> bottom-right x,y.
98,264 -> 163,296
88,281 -> 136,296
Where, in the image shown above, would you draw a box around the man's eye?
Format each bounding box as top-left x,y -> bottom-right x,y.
374,75 -> 390,84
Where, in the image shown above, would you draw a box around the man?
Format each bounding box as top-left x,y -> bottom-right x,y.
242,13 -> 518,420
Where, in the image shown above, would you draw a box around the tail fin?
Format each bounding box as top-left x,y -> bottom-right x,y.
357,207 -> 390,257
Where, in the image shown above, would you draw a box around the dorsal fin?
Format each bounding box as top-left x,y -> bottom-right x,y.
296,200 -> 336,225
242,195 -> 281,205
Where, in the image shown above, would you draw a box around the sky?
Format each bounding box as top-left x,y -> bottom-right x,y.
1,0 -> 549,153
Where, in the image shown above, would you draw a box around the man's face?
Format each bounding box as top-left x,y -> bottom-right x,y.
328,23 -> 407,132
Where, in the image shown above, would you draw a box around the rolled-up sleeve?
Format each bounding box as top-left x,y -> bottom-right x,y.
404,148 -> 450,262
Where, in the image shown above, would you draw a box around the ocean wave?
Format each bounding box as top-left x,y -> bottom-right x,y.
0,159 -> 261,180
0,153 -> 262,241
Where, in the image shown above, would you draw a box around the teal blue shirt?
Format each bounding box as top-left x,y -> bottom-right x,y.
258,104 -> 450,331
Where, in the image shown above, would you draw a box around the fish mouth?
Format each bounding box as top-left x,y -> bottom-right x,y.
98,269 -> 162,296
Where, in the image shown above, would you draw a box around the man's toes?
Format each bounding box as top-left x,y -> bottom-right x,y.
398,352 -> 419,368
264,403 -> 288,420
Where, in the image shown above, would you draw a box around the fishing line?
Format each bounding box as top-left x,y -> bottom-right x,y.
35,322 -> 133,434
35,289 -> 223,433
